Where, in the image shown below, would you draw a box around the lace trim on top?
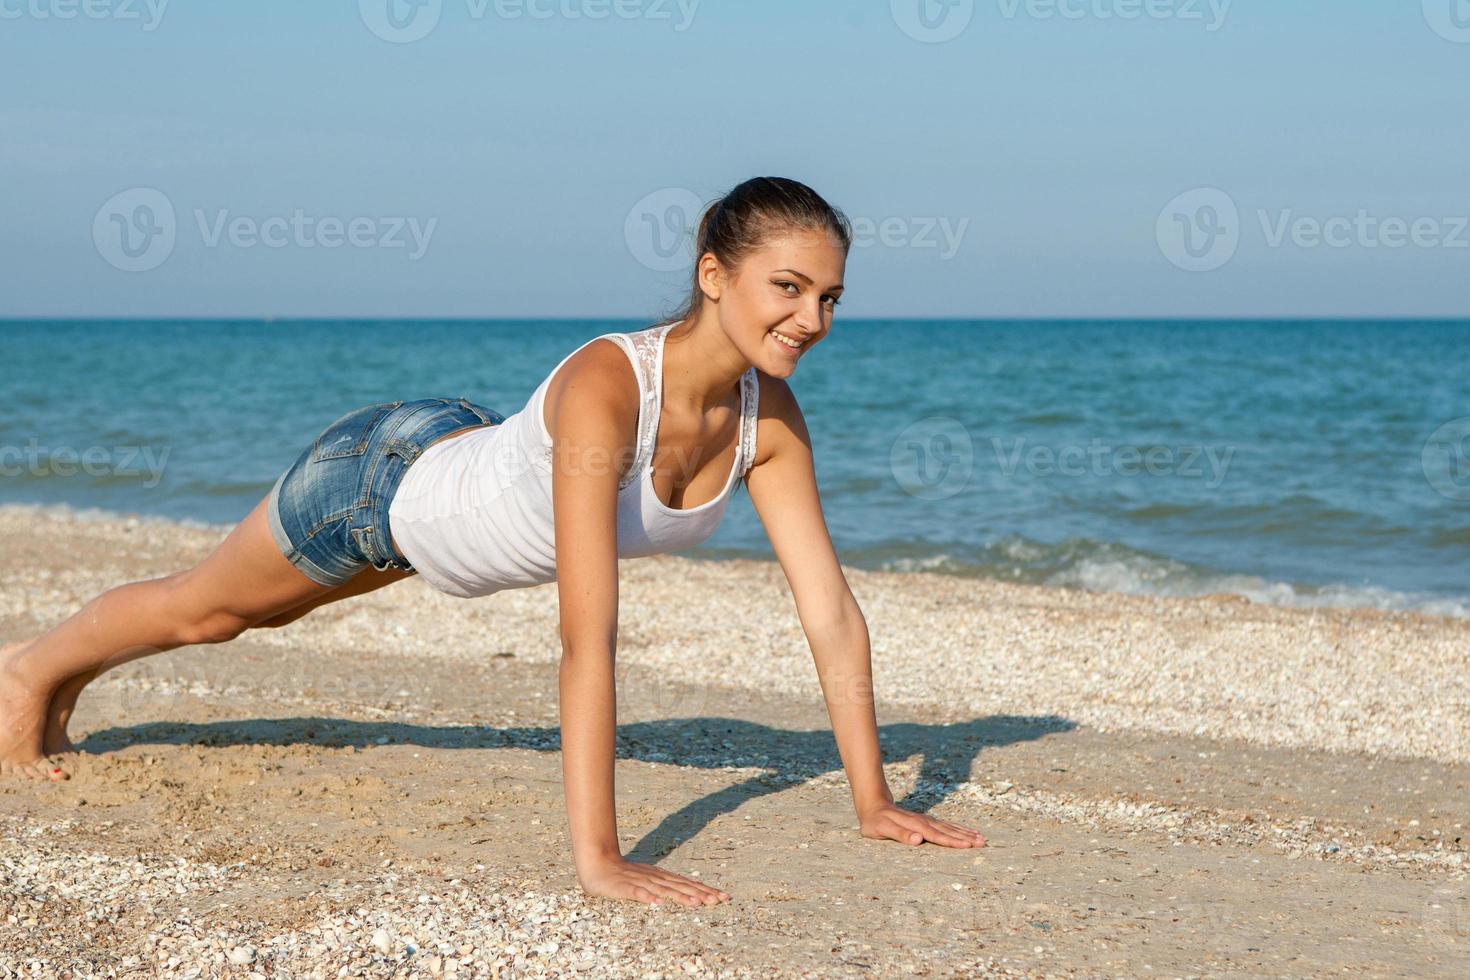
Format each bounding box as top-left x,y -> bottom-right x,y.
538,323 -> 759,495
624,322 -> 759,496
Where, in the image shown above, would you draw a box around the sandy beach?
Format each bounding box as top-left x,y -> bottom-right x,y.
1,503 -> 1467,977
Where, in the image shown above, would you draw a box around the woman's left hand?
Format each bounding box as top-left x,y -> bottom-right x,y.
858,803 -> 987,848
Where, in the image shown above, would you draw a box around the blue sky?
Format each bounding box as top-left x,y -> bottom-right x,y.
2,1 -> 1467,318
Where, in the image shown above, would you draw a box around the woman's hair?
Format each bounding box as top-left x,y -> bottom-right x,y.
659,176 -> 852,326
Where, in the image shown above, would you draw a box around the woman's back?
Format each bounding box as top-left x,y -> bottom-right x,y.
387,322 -> 759,598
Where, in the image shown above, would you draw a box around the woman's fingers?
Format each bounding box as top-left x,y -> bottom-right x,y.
645,875 -> 713,905
935,816 -> 984,836
918,821 -> 977,846
937,820 -> 987,845
581,859 -> 731,908
645,878 -> 711,906
651,869 -> 728,903
628,866 -> 730,906
890,814 -> 984,848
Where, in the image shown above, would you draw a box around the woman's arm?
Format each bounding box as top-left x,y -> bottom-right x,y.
743,374 -> 985,848
548,343 -> 732,906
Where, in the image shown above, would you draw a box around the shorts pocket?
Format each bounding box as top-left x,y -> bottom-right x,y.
310,401 -> 404,463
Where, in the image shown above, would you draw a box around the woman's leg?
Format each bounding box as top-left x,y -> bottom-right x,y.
37,563 -> 417,759
0,493 -> 340,780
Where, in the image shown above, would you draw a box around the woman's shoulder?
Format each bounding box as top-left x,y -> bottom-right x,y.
547,336 -> 640,405
746,369 -> 805,472
541,336 -> 642,459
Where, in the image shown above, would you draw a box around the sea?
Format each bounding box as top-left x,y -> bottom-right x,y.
2,319 -> 1466,618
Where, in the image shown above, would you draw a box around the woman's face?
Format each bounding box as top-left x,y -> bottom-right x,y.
714,227 -> 847,378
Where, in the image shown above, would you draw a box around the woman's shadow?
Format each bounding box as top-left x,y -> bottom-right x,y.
80,712 -> 1075,861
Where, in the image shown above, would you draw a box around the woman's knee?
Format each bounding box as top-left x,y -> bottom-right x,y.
174,609 -> 255,646
251,607 -> 311,630
153,573 -> 266,646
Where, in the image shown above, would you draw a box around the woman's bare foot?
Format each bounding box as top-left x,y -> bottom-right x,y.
0,641 -> 70,781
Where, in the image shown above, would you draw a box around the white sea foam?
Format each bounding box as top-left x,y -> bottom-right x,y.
879,543 -> 1470,620
0,501 -> 235,535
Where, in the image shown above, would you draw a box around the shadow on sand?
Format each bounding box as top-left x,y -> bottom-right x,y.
80,713 -> 1075,861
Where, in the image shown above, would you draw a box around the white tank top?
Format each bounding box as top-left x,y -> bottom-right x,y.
387,322 -> 759,598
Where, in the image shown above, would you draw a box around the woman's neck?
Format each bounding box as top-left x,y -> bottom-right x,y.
659,313 -> 748,417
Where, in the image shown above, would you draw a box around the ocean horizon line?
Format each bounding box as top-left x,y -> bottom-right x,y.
4,315 -> 1469,326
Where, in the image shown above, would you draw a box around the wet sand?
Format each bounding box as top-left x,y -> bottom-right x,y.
1,504 -> 1467,977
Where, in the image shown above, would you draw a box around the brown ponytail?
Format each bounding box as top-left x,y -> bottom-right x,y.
657,176 -> 852,326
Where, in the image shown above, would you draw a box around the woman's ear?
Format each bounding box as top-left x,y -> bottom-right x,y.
696,252 -> 725,302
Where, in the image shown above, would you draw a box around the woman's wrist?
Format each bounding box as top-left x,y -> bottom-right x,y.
574,848 -> 628,888
854,789 -> 896,819
573,842 -> 625,872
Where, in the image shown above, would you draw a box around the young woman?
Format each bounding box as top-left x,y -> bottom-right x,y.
0,176 -> 986,907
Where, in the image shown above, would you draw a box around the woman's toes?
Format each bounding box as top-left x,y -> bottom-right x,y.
0,760 -> 38,781
0,758 -> 68,781
34,758 -> 68,780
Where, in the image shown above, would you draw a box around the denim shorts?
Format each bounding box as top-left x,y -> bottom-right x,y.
266,397 -> 505,587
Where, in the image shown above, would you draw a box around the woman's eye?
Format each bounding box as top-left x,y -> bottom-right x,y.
824,296 -> 841,307
776,281 -> 798,294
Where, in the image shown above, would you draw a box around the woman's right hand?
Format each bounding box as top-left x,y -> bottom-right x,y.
577,856 -> 731,907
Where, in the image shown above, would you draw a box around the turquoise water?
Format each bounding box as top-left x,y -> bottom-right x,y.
2,319 -> 1466,617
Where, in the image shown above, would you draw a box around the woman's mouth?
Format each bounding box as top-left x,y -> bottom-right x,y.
768,328 -> 806,357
